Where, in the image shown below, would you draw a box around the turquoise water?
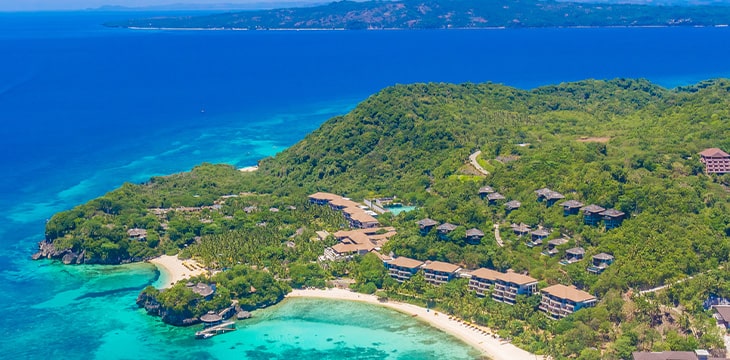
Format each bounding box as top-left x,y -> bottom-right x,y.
386,205 -> 418,216
3,11 -> 730,360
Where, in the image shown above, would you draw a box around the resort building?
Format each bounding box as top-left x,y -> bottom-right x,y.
324,227 -> 397,261
465,228 -> 485,245
308,192 -> 379,229
127,228 -> 147,240
535,188 -> 565,207
600,208 -> 626,230
478,186 -> 495,199
422,261 -> 461,286
560,200 -> 584,216
200,311 -> 224,328
587,253 -> 614,274
468,268 -> 501,297
581,204 -> 606,226
487,192 -> 506,204
505,200 -> 521,212
417,218 -> 439,235
188,282 -> 215,300
511,223 -> 531,237
540,284 -> 597,319
527,229 -> 550,248
631,350 -> 714,360
713,305 -> 730,329
699,148 -> 730,174
492,270 -> 538,305
386,256 -> 425,282
542,238 -> 569,257
561,247 -> 585,265
436,223 -> 458,240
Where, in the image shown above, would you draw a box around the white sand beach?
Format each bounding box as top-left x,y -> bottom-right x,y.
148,255 -> 207,288
238,165 -> 259,172
287,288 -> 544,360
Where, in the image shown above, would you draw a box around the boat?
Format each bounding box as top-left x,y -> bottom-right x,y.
194,321 -> 236,339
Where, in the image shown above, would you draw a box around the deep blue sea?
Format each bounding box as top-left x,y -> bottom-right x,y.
2,11 -> 730,359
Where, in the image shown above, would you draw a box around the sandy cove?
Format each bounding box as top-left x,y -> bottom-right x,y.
148,255 -> 207,288
287,288 -> 544,360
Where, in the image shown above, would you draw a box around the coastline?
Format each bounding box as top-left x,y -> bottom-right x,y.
287,288 -> 544,360
148,255 -> 206,289
121,24 -> 730,31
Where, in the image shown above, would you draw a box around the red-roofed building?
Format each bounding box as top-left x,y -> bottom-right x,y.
699,148 -> 730,174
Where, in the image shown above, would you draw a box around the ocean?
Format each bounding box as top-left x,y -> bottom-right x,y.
1,11 -> 730,359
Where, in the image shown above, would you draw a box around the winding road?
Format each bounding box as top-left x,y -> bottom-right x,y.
469,151 -> 489,176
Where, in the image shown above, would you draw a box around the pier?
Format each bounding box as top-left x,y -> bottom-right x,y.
195,321 -> 236,339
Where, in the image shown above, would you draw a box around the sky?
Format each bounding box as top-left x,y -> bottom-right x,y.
0,0 -> 325,11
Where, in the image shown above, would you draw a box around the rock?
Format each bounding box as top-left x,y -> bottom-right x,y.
61,252 -> 77,265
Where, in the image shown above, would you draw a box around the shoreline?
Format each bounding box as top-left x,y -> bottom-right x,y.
287,288 -> 544,360
148,255 -> 206,289
122,24 -> 730,31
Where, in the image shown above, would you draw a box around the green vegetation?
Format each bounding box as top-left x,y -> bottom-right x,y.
105,0 -> 730,30
44,78 -> 730,358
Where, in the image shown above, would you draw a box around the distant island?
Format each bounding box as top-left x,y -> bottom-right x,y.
103,0 -> 730,30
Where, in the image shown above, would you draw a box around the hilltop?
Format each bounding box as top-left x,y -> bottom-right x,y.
104,0 -> 730,29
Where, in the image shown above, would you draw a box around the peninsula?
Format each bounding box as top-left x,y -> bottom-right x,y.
36,79 -> 730,359
104,0 -> 730,30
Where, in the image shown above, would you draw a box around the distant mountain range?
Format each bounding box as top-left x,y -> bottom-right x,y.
105,0 -> 730,29
93,2 -> 328,11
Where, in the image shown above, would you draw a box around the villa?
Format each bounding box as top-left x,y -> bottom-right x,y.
422,261 -> 461,286
386,256 -> 425,282
581,204 -> 606,226
492,270 -> 538,305
561,247 -> 585,265
436,223 -> 458,240
600,208 -> 625,230
487,192 -> 506,204
542,237 -> 569,256
511,223 -> 531,237
323,227 -> 397,261
127,228 -> 147,240
540,284 -> 597,319
505,200 -> 521,212
535,188 -> 565,207
417,218 -> 439,235
468,268 -> 502,296
465,228 -> 485,245
560,200 -> 584,216
527,229 -> 550,248
699,148 -> 730,174
587,253 -> 614,274
187,282 -> 215,300
478,186 -> 495,199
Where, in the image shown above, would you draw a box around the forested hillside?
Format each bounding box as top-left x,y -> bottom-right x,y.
39,78 -> 730,358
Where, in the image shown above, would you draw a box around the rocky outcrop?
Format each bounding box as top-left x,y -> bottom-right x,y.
31,241 -> 83,263
136,291 -> 200,327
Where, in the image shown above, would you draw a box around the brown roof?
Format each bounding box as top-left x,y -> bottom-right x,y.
511,223 -> 531,231
699,148 -> 730,158
593,253 -> 614,261
437,223 -> 458,232
332,242 -> 374,254
200,311 -> 223,323
566,247 -> 585,255
344,207 -> 379,224
548,238 -> 569,246
505,200 -> 521,209
331,197 -> 359,208
600,208 -> 625,218
466,228 -> 485,237
535,188 -> 553,196
631,351 -> 701,360
189,282 -> 214,297
545,191 -> 565,200
470,268 -> 501,282
581,204 -> 606,214
388,256 -> 424,269
423,261 -> 461,273
561,200 -> 584,208
308,192 -> 341,201
715,305 -> 730,321
334,230 -> 371,245
478,186 -> 495,194
487,192 -> 506,201
498,270 -> 537,285
417,218 -> 439,227
541,284 -> 596,303
531,229 -> 550,237
127,228 -> 147,237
